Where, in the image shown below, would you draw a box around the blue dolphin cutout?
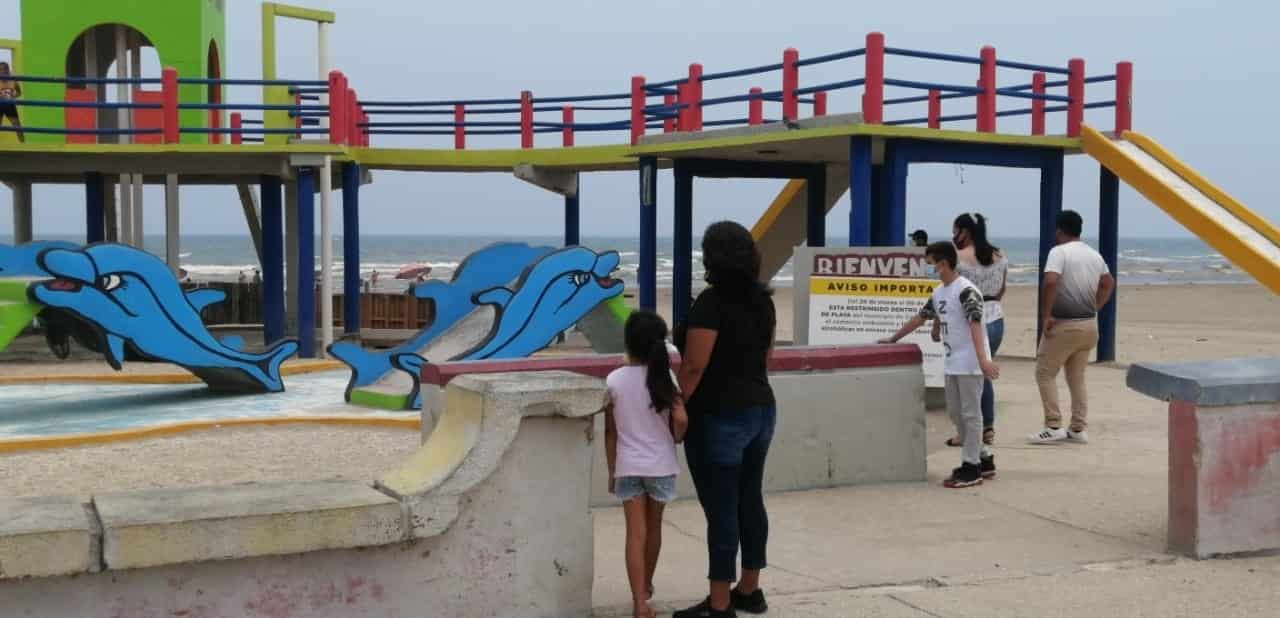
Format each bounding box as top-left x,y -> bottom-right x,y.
0,241 -> 78,277
327,242 -> 552,402
393,246 -> 624,409
27,244 -> 299,393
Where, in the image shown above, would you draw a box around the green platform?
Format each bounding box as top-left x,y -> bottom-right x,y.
0,280 -> 40,353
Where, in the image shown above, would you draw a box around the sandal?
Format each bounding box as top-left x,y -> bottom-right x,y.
983,427 -> 995,445
945,436 -> 962,447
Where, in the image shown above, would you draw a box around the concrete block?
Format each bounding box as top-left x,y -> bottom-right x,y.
0,495 -> 96,579
1128,357 -> 1280,406
590,364 -> 926,505
95,480 -> 404,570
1168,400 -> 1280,558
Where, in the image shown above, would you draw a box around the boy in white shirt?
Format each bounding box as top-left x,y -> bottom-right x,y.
882,242 -> 1000,487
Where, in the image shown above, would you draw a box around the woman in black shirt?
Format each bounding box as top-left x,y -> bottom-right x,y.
674,221 -> 776,618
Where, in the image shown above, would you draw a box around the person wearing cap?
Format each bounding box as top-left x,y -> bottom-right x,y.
910,230 -> 929,247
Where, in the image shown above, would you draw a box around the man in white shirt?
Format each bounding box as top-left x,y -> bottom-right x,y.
1029,210 -> 1115,445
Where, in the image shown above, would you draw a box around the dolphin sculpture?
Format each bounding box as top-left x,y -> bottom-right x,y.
327,242 -> 552,402
27,243 -> 298,393
391,246 -> 624,409
0,241 -> 78,277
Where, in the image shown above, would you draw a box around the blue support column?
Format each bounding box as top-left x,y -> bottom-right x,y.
84,172 -> 105,243
565,181 -> 580,247
260,175 -> 285,344
673,162 -> 693,327
638,156 -> 658,312
1097,166 -> 1120,362
1036,151 -> 1065,344
341,163 -> 361,337
869,164 -> 884,245
296,169 -> 316,358
806,168 -> 826,247
849,137 -> 873,246
879,142 -> 908,246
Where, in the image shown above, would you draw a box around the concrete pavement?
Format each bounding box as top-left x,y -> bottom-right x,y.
592,358 -> 1280,617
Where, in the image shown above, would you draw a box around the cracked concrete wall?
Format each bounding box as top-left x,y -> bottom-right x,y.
590,364 -> 926,506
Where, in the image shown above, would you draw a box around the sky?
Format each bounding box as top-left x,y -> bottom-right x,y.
1,0 -> 1277,241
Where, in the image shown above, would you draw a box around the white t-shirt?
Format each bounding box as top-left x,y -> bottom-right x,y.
919,275 -> 989,376
957,252 -> 1008,323
1045,241 -> 1109,321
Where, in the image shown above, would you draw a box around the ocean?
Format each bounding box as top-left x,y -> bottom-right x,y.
1,235 -> 1252,291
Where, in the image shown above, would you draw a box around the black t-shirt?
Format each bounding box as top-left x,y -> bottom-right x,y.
681,285 -> 776,415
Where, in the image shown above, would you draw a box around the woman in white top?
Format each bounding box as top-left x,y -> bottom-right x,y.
950,212 -> 1007,446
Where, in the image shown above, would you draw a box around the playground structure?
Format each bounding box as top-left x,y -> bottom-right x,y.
1,2 -> 1275,376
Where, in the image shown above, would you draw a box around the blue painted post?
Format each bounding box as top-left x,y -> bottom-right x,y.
296,169 -> 316,358
849,137 -> 872,246
880,142 -> 908,246
84,172 -> 105,243
260,175 -> 285,344
869,165 -> 883,245
638,156 -> 658,312
1036,151 -> 1065,345
1097,166 -> 1120,362
673,162 -> 693,327
565,179 -> 580,247
806,168 -> 826,247
341,163 -> 361,337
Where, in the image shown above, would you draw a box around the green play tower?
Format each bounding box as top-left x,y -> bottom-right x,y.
17,0 -> 227,145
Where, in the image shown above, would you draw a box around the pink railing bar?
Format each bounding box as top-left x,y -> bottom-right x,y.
1031,72 -> 1046,136
782,48 -> 799,121
663,94 -> 675,133
927,89 -> 940,129
978,46 -> 996,132
630,76 -> 645,145
520,90 -> 533,148
453,104 -> 465,149
813,91 -> 828,116
230,112 -> 242,145
563,105 -> 575,147
327,70 -> 346,145
688,64 -> 703,131
1115,61 -> 1132,134
748,87 -> 763,125
161,67 -> 179,144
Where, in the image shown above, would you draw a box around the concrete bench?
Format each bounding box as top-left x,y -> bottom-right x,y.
1127,357 -> 1280,558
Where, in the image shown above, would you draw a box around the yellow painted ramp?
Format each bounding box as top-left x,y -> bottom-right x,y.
1081,126 -> 1280,295
751,164 -> 850,281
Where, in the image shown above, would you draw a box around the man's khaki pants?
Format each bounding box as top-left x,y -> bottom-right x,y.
1036,319 -> 1098,432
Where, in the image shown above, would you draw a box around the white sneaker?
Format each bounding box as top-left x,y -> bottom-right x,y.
1067,429 -> 1089,444
1028,427 -> 1068,444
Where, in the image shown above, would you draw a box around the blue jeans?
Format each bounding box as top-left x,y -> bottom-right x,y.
684,404 -> 776,582
982,318 -> 1005,429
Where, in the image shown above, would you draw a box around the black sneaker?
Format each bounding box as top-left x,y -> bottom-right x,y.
943,462 -> 983,488
980,453 -> 996,479
673,597 -> 738,618
731,588 -> 767,614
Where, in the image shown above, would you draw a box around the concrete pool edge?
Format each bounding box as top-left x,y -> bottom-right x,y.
0,415 -> 419,454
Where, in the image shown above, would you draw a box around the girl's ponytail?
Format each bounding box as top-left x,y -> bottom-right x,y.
645,338 -> 678,413
624,310 -> 679,413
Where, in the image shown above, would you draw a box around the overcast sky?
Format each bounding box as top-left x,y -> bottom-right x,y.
2,0 -> 1277,241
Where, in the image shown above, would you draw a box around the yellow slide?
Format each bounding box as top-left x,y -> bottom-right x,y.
1082,126 -> 1280,295
751,164 -> 850,281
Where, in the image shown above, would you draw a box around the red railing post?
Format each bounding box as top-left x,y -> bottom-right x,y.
979,46 -> 996,132
782,48 -> 799,121
813,91 -> 828,117
520,90 -> 534,149
328,70 -> 345,145
1115,61 -> 1132,135
863,32 -> 885,124
748,87 -> 763,125
1067,58 -> 1085,137
361,107 -> 369,146
676,81 -> 689,130
563,105 -> 575,147
630,76 -> 645,145
453,104 -> 465,150
663,94 -> 676,133
688,64 -> 703,131
1031,72 -> 1046,136
230,112 -> 243,145
927,89 -> 940,129
347,87 -> 358,146
161,67 -> 179,144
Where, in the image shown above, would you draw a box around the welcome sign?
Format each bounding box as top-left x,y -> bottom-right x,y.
792,246 -> 944,387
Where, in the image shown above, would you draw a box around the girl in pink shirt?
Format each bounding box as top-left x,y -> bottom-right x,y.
605,310 -> 688,618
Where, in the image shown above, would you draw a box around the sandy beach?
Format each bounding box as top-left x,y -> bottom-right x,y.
0,283 -> 1274,498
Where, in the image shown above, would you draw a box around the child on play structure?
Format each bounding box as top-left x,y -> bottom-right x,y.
0,62 -> 25,142
604,310 -> 688,618
881,241 -> 999,488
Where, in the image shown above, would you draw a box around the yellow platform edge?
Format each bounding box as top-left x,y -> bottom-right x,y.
0,359 -> 343,386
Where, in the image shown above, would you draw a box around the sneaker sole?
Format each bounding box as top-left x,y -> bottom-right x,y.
943,478 -> 983,488
981,471 -> 996,479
